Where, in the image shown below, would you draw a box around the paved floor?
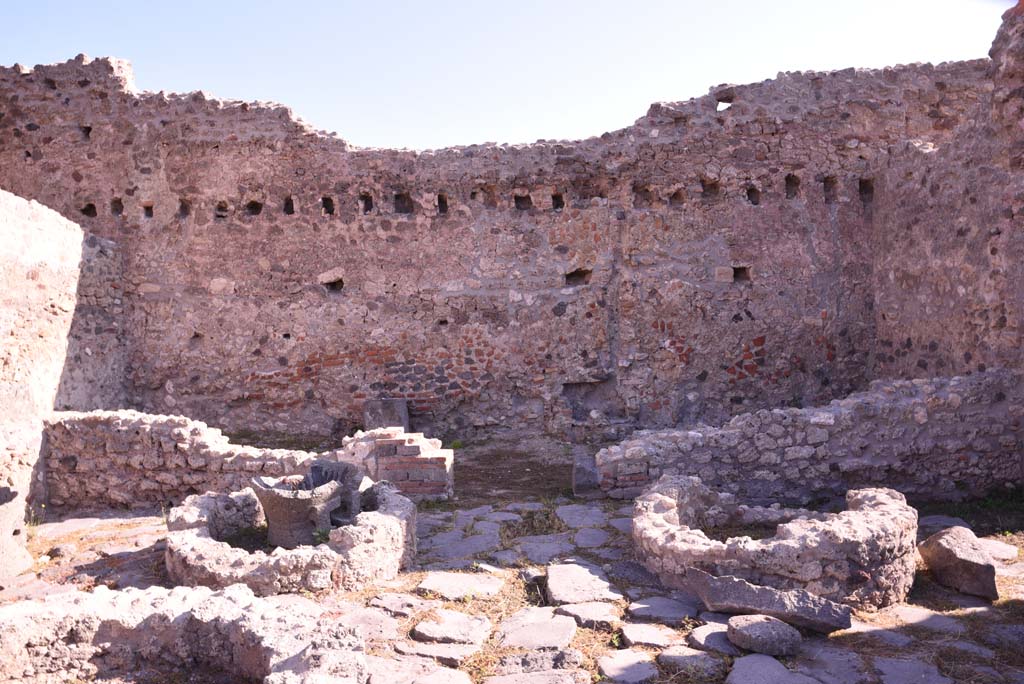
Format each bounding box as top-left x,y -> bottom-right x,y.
3,488 -> 1023,683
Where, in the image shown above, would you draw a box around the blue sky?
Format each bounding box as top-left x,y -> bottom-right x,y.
0,1 -> 1012,150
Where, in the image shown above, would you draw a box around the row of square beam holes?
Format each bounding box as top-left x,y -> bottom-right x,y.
78,176 -> 874,220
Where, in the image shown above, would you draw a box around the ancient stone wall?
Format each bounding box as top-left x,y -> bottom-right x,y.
0,190 -> 82,582
0,54 -> 990,443
869,11 -> 1024,381
53,232 -> 127,410
43,411 -> 453,508
594,371 -> 1023,503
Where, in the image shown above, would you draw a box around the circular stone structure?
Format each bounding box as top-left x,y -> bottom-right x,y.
165,478 -> 416,596
632,475 -> 918,610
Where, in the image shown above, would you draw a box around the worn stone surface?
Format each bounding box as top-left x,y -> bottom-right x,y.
370,592 -> 442,617
555,602 -> 621,630
412,608 -> 491,645
874,657 -> 952,684
633,477 -> 917,610
727,614 -> 802,656
366,654 -> 471,684
626,596 -> 698,624
918,526 -> 999,600
394,641 -> 480,667
596,649 -> 658,683
726,654 -> 823,684
493,649 -> 585,675
687,623 -> 743,656
620,622 -> 681,648
545,562 -> 624,604
657,645 -> 728,680
484,672 -> 589,684
417,571 -> 505,600
497,607 -> 577,650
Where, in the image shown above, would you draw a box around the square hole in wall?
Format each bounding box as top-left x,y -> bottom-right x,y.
394,192 -> 414,214
632,183 -> 655,209
359,193 -> 373,214
142,202 -> 154,219
565,268 -> 592,286
823,176 -> 838,204
514,194 -> 533,210
551,193 -> 565,211
746,187 -> 761,205
669,189 -> 686,207
283,196 -> 295,215
859,178 -> 874,205
177,199 -> 191,219
321,197 -> 335,216
437,193 -> 448,214
785,174 -> 800,199
110,198 -> 124,216
245,200 -> 263,216
80,203 -> 97,217
733,266 -> 751,283
701,179 -> 719,200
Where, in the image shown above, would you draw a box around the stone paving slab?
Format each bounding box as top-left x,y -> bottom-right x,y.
657,645 -> 728,679
555,504 -> 608,529
726,654 -> 823,684
366,654 -> 472,684
370,592 -> 442,617
545,562 -> 624,604
555,601 -> 621,630
412,608 -> 492,645
887,605 -> 964,634
394,640 -> 481,667
597,649 -> 658,683
874,656 -> 953,684
494,648 -> 585,675
620,622 -> 681,648
688,622 -> 742,656
497,606 -> 577,650
484,671 -> 589,684
604,561 -> 661,588
517,534 -> 575,564
608,518 -> 633,535
417,571 -> 505,600
791,644 -> 869,684
626,595 -> 699,624
573,528 -> 610,548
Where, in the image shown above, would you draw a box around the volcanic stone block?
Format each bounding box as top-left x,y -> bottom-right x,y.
363,399 -> 410,431
918,526 -> 999,600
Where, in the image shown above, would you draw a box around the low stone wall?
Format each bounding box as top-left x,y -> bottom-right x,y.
594,371 -> 1023,503
633,476 -> 918,610
0,583 -> 367,683
43,410 -> 454,508
165,481 -> 416,595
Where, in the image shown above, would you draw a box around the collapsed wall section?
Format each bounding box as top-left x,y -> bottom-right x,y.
0,54 -> 990,443
594,371 -> 1023,503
